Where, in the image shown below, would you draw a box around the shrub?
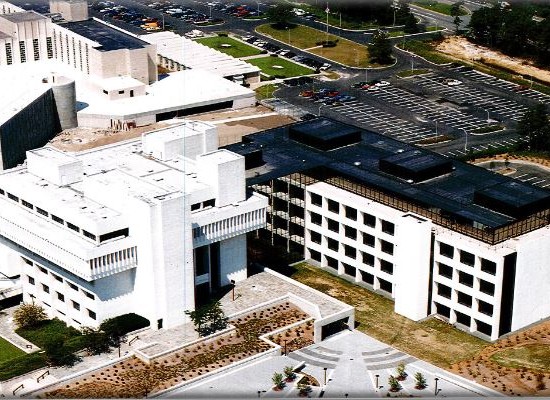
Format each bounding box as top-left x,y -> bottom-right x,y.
100,313 -> 150,336
13,303 -> 47,329
388,375 -> 401,392
396,363 -> 407,380
0,352 -> 47,381
81,327 -> 111,355
42,335 -> 80,367
272,372 -> 285,389
414,372 -> 427,389
217,31 -> 228,37
284,365 -> 296,381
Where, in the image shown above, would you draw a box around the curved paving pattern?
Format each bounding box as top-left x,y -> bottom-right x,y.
287,345 -> 341,369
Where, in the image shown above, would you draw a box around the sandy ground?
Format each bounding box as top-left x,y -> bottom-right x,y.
49,106 -> 294,152
436,37 -> 550,84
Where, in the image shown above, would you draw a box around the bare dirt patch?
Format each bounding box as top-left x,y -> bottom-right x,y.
436,37 -> 550,85
450,321 -> 550,396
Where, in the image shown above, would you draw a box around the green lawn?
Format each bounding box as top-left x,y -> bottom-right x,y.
289,262 -> 487,368
256,24 -> 372,67
16,319 -> 86,352
413,0 -> 468,16
246,57 -> 313,78
299,4 -> 379,30
399,40 -> 458,65
255,83 -> 279,100
490,344 -> 550,373
0,336 -> 24,363
195,36 -> 262,58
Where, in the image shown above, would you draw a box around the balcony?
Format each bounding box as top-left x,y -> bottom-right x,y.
192,193 -> 267,248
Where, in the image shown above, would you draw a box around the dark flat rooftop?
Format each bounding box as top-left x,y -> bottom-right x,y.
225,118 -> 550,230
59,19 -> 148,51
2,10 -> 47,22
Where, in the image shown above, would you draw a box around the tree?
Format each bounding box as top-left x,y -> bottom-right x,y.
272,372 -> 285,389
81,327 -> 111,355
185,301 -> 228,337
403,13 -> 419,34
266,2 -> 294,29
13,303 -> 47,329
453,15 -> 463,34
414,372 -> 427,389
100,318 -> 128,357
42,335 -> 80,367
369,29 -> 393,65
283,365 -> 296,381
396,363 -> 407,380
388,375 -> 402,392
517,103 -> 550,151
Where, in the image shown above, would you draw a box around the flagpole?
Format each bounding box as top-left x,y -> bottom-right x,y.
325,2 -> 329,44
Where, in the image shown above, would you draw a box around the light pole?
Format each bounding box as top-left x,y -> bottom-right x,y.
462,128 -> 468,151
411,54 -> 414,72
485,109 -> 490,123
283,339 -> 288,356
375,374 -> 379,390
318,103 -> 327,117
365,67 -> 368,84
434,377 -> 439,396
324,367 -> 327,385
435,120 -> 438,139
287,27 -> 290,44
230,279 -> 235,301
256,1 -> 260,16
209,5 -> 212,19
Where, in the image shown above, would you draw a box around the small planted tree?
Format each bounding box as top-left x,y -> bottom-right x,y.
414,372 -> 427,389
81,327 -> 111,355
388,375 -> 401,392
396,363 -> 407,380
100,318 -> 127,357
272,372 -> 285,390
298,383 -> 312,397
284,365 -> 296,382
185,301 -> 228,337
42,334 -> 80,367
13,303 -> 47,329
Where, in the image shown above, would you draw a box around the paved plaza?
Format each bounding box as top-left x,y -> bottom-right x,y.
167,330 -> 502,398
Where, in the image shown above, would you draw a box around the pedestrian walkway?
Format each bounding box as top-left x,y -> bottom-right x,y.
0,308 -> 38,353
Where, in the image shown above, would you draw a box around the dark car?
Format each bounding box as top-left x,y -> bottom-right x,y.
300,113 -> 318,121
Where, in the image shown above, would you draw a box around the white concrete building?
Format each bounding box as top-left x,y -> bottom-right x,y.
226,118 -> 550,341
0,121 -> 267,329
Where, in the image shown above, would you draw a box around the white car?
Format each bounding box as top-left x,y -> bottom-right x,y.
447,79 -> 462,86
320,63 -> 332,71
367,85 -> 380,91
376,80 -> 390,87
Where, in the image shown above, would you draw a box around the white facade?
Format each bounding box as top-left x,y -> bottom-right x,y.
0,121 -> 267,329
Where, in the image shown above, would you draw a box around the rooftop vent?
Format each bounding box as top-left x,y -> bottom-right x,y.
289,118 -> 361,151
379,149 -> 453,183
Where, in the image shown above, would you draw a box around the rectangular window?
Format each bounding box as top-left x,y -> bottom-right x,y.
191,203 -> 200,211
42,284 -> 49,294
457,291 -> 473,307
438,263 -> 453,279
327,218 -> 339,233
118,90 -> 125,94
381,220 -> 395,235
57,292 -> 65,302
19,41 -> 26,63
83,291 -> 95,300
437,283 -> 451,299
327,199 -> 339,213
360,270 -> 374,285
32,38 -> 39,61
435,302 -> 451,318
362,252 -> 374,266
68,282 -> 78,291
344,244 -> 356,259
439,242 -> 454,258
83,230 -> 97,240
344,206 -> 357,220
21,199 -> 33,209
309,248 -> 321,262
458,271 -> 474,287
478,300 -> 493,316
72,300 -> 80,310
326,256 -> 338,270
46,36 -> 53,59
39,266 -> 47,274
455,311 -> 471,327
7,192 -> 18,202
310,212 -> 322,226
327,237 -> 339,252
67,222 -> 80,232
309,230 -> 321,244
78,41 -> 82,70
380,259 -> 393,274
203,199 -> 215,208
51,215 -> 64,224
363,213 -> 376,228
380,240 -> 394,255
22,257 -> 33,265
479,279 -> 495,296
460,250 -> 475,267
481,258 -> 497,275
52,274 -> 63,283
310,192 -> 322,207
85,43 -> 89,74
28,276 -> 35,285
37,207 -> 48,216
344,225 -> 357,240
363,233 -> 375,247
378,278 -> 392,294
5,42 -> 12,65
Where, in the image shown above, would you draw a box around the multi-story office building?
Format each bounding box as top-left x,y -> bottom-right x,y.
0,121 -> 267,329
225,118 -> 550,341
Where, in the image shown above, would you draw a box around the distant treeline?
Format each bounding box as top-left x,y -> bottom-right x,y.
468,2 -> 550,66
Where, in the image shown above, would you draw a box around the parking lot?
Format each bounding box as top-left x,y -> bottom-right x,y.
444,136 -> 526,158
412,72 -> 529,122
475,159 -> 550,189
363,85 -> 490,131
452,67 -> 550,105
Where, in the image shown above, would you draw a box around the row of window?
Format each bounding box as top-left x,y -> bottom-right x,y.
434,302 -> 493,337
2,188 -> 131,243
29,292 -> 96,320
437,263 -> 495,295
436,283 -> 494,316
309,194 -> 395,235
309,247 -> 394,275
438,242 -> 497,274
25,259 -> 95,300
54,30 -> 90,74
